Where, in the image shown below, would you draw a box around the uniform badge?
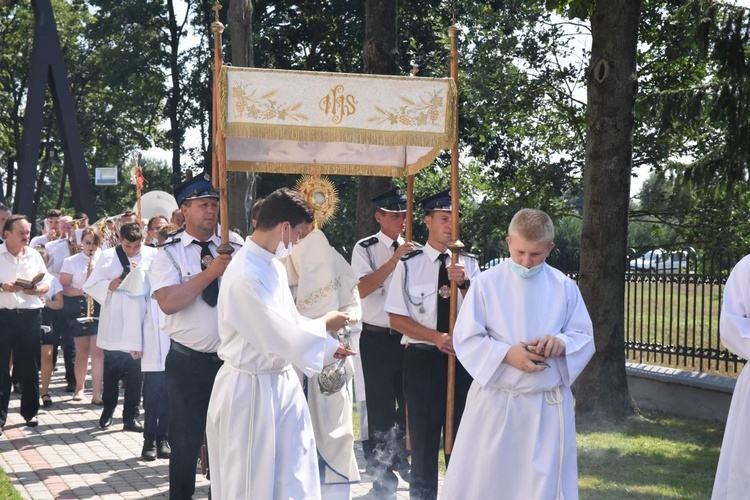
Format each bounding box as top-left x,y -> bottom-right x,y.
201,254 -> 214,267
203,173 -> 211,181
439,285 -> 451,299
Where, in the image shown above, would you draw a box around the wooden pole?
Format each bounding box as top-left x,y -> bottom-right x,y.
444,24 -> 463,456
404,174 -> 414,452
211,2 -> 231,254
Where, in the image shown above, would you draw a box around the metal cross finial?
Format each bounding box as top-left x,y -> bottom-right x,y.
213,1 -> 221,23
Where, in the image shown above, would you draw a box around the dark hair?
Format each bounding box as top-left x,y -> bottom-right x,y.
121,210 -> 137,218
80,226 -> 102,247
4,214 -> 28,234
148,215 -> 169,230
255,188 -> 313,231
119,222 -> 142,242
46,209 -> 62,218
250,198 -> 265,221
74,211 -> 89,222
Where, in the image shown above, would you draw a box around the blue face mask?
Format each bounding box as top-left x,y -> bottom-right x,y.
508,259 -> 544,278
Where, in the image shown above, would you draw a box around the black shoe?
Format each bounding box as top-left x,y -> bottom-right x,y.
157,439 -> 171,459
99,410 -> 113,429
64,383 -> 76,393
141,440 -> 157,461
25,417 -> 38,427
123,419 -> 144,433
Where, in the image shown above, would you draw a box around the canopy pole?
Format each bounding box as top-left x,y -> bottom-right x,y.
211,2 -> 231,253
445,23 -> 463,456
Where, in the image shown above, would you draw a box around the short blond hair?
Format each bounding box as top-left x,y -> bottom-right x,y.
508,209 -> 554,243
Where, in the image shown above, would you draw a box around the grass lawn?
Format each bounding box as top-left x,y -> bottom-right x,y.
578,411 -> 723,499
0,466 -> 21,500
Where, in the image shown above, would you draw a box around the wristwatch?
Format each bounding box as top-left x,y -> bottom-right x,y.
458,279 -> 471,290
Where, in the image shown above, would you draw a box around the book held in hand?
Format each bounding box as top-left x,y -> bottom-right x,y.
13,273 -> 45,290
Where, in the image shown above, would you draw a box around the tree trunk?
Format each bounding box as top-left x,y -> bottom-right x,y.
576,0 -> 641,421
165,0 -> 184,183
226,0 -> 256,236
357,0 -> 400,240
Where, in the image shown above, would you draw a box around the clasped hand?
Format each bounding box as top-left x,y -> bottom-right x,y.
504,334 -> 565,372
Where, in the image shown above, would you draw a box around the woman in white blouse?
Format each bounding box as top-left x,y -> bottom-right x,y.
60,227 -> 103,403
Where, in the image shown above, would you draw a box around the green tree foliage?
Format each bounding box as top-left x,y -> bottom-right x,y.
0,0 -> 167,219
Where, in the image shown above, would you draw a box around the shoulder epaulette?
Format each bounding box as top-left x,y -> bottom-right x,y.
167,227 -> 185,239
460,250 -> 479,259
400,249 -> 423,261
412,241 -> 424,249
159,237 -> 182,248
359,236 -> 379,248
229,241 -> 242,248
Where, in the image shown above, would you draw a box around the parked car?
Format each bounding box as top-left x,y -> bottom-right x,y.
628,249 -> 691,273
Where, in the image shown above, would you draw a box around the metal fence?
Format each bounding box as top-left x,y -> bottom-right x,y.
478,247 -> 745,376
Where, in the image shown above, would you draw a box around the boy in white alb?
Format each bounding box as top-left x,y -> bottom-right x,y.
440,209 -> 595,500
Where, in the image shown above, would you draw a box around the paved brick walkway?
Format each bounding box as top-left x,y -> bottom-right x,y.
0,370 -> 432,499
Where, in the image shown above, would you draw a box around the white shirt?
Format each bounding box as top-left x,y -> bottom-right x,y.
30,234 -> 50,248
351,230 -> 404,328
83,245 -> 158,351
0,243 -> 50,310
44,276 -> 63,301
60,250 -> 101,289
150,230 -> 239,353
384,242 -> 480,345
45,238 -> 75,278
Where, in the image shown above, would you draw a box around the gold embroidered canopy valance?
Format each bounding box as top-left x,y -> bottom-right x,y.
219,67 -> 457,177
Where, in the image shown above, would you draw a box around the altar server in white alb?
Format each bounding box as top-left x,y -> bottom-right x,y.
712,254 -> 750,500
440,208 -> 595,500
286,223 -> 362,500
206,187 -> 356,500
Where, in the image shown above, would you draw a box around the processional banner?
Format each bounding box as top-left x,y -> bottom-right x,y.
220,67 -> 457,176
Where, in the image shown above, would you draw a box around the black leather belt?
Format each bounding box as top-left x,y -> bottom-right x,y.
363,323 -> 399,335
407,343 -> 438,352
170,340 -> 222,363
0,308 -> 41,315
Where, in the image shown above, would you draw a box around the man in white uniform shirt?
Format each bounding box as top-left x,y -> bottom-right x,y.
0,215 -> 51,432
440,209 -> 595,500
150,173 -> 238,499
205,187 -> 355,499
29,208 -> 61,248
385,189 -> 479,500
350,186 -> 414,493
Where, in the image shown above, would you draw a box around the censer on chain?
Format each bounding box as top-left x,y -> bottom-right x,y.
318,326 -> 351,396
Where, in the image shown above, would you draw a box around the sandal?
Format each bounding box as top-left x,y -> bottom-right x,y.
72,392 -> 84,401
42,394 -> 52,407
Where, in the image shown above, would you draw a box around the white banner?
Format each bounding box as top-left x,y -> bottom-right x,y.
220,67 -> 457,176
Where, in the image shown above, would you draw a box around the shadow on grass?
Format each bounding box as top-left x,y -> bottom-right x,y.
577,411 -> 723,499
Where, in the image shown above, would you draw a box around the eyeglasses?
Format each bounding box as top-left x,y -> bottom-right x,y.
82,241 -> 97,246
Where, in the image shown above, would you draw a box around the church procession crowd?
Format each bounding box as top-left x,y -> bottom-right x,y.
0,173 -> 748,500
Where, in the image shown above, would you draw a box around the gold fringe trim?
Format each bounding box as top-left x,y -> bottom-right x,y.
218,67 -> 457,148
226,146 -> 442,177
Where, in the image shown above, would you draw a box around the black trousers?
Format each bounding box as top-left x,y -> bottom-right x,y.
0,309 -> 41,427
403,345 -> 472,500
52,309 -> 76,385
143,371 -> 169,441
102,350 -> 143,422
359,325 -> 408,471
165,343 -> 222,500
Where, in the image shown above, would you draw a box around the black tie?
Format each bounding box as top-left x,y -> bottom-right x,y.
392,240 -> 400,251
437,253 -> 450,333
193,240 -> 219,307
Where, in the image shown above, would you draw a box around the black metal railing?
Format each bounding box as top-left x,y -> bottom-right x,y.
477,247 -> 745,376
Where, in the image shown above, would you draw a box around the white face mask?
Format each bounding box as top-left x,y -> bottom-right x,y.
275,224 -> 294,259
508,259 -> 544,278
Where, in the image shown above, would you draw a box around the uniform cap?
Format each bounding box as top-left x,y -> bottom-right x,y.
174,172 -> 219,206
372,187 -> 407,213
419,189 -> 462,215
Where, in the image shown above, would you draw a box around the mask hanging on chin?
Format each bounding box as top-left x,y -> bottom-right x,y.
508,259 -> 544,278
275,224 -> 294,259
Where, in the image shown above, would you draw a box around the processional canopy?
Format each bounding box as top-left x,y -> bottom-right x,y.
219,67 -> 457,176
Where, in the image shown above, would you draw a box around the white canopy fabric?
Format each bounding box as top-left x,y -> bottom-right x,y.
220,67 -> 457,176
